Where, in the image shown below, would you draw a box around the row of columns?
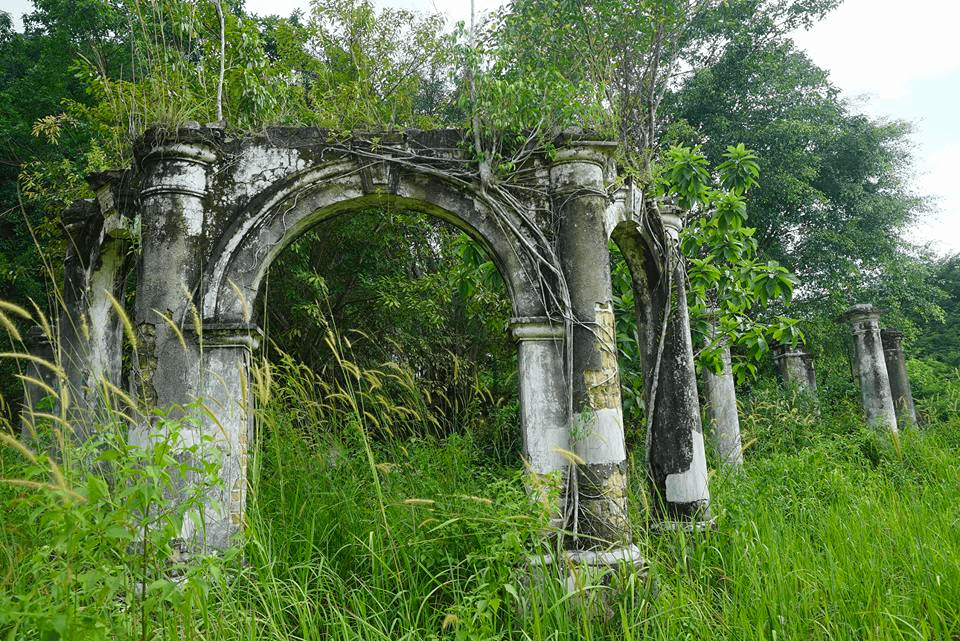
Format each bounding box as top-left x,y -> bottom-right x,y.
841,304 -> 917,431
701,303 -> 918,467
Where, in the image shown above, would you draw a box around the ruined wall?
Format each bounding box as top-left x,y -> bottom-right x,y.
52,126 -> 706,571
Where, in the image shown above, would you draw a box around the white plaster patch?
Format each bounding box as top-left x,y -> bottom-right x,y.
184,199 -> 204,237
231,148 -> 307,200
526,426 -> 571,473
665,428 -> 710,504
573,407 -> 626,464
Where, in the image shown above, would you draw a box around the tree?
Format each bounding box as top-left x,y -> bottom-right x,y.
262,210 -> 515,439
664,37 -> 938,324
911,252 -> 960,366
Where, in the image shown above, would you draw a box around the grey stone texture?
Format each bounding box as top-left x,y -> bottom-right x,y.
880,328 -> 918,427
49,126 -> 712,559
842,304 -> 898,432
612,201 -> 712,530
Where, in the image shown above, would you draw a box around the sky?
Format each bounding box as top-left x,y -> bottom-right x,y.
3,0 -> 958,254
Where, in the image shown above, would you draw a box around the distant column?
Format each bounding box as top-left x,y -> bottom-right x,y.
701,314 -> 743,466
880,328 -> 918,427
841,304 -> 897,431
772,343 -> 817,394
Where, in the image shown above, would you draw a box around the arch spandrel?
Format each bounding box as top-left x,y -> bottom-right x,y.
200,148 -> 565,327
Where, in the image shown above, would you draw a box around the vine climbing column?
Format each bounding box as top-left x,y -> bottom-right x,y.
644,207 -> 712,530
133,128 -> 230,548
551,137 -> 632,550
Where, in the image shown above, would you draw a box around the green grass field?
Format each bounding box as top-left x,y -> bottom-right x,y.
2,357 -> 959,640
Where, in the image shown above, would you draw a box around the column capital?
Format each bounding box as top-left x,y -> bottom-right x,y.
772,341 -> 811,361
549,131 -> 617,194
880,327 -> 905,348
136,126 -> 219,200
657,201 -> 684,242
136,125 -> 220,166
841,303 -> 882,325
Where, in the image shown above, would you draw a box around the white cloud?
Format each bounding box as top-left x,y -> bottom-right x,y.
910,143 -> 960,253
2,0 -> 33,30
791,0 -> 960,99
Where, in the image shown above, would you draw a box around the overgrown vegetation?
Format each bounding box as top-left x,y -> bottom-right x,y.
3,314 -> 959,638
2,0 -> 959,638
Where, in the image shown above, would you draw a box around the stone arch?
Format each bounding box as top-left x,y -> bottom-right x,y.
166,148 -> 576,548
126,127 -> 641,559
200,159 -> 566,326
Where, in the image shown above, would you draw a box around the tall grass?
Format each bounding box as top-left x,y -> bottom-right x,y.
2,312 -> 960,638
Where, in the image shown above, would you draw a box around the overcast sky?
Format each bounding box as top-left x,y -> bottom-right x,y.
3,0 -> 958,254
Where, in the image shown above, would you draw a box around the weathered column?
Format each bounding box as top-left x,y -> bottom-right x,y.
701,314 -> 743,466
133,127 -> 224,547
132,127 -> 216,415
58,193 -> 132,440
841,304 -> 897,431
552,138 -> 631,550
511,317 -> 570,528
645,207 -> 712,530
772,343 -> 818,394
880,328 -> 917,427
20,326 -> 59,439
185,323 -> 261,549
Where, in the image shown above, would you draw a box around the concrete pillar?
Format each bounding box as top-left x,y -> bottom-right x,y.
132,128 -> 216,413
701,315 -> 743,466
551,140 -> 631,549
511,317 -> 569,528
772,343 -> 818,394
58,196 -> 131,440
880,328 -> 917,427
645,207 -> 712,530
133,128 -> 223,547
186,323 -> 261,549
20,325 -> 59,439
841,304 -> 897,432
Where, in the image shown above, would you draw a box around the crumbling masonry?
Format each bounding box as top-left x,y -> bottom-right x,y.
55,125 -> 712,563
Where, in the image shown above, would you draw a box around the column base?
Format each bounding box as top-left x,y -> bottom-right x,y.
525,544 -> 649,619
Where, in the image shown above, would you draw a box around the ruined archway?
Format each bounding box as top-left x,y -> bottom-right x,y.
127,126 -> 637,550
57,126 -> 699,567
